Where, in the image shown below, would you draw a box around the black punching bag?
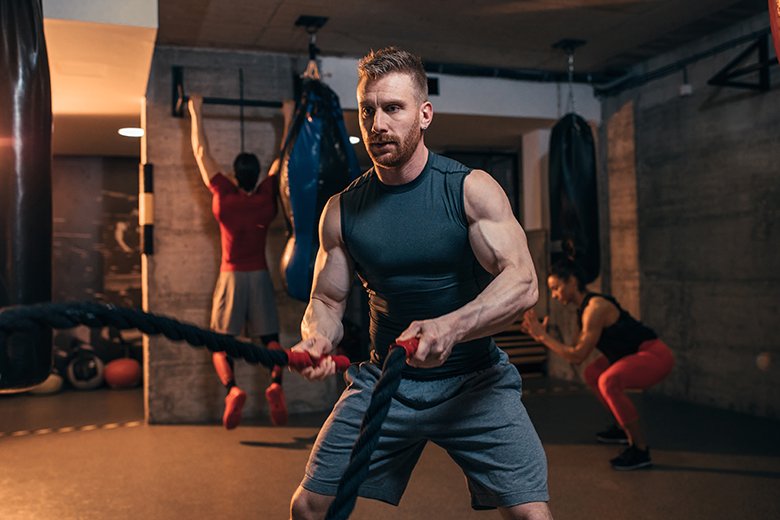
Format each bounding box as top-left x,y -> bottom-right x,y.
0,0 -> 53,391
548,113 -> 600,282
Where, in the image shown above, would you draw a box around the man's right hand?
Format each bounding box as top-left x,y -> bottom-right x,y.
291,335 -> 337,381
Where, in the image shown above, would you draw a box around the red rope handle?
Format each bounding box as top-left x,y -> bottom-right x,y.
286,350 -> 352,372
287,337 -> 419,373
392,337 -> 419,358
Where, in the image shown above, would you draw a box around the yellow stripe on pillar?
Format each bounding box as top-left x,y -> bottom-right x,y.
139,193 -> 154,226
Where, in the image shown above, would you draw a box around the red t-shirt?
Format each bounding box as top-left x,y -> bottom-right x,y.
209,173 -> 278,272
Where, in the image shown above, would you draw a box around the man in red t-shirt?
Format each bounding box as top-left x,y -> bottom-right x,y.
188,95 -> 285,429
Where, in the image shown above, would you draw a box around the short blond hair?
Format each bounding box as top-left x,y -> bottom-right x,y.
357,47 -> 428,101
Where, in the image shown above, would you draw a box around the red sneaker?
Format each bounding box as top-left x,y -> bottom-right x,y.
265,382 -> 288,426
223,387 -> 246,430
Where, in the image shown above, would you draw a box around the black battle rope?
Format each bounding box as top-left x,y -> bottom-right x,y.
0,300 -> 414,520
0,301 -> 292,369
325,338 -> 417,520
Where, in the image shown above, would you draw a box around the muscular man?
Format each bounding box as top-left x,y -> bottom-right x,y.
289,47 -> 552,519
522,258 -> 674,470
188,95 -> 285,429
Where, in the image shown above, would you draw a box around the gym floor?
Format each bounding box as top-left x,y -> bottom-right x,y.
1,378 -> 779,520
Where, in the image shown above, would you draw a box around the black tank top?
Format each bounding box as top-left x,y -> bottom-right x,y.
577,293 -> 657,364
340,152 -> 499,380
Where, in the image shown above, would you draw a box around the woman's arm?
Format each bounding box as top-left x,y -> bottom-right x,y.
522,299 -> 612,364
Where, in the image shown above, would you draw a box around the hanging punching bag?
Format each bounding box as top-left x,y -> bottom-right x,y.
279,78 -> 361,301
548,113 -> 600,283
0,0 -> 53,391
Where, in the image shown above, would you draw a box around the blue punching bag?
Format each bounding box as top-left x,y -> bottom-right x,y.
548,113 -> 600,282
279,78 -> 361,301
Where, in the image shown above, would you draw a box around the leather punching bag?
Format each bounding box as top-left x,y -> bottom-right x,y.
548,113 -> 600,283
279,78 -> 361,301
0,0 -> 53,391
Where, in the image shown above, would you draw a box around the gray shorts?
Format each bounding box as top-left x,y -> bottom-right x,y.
301,349 -> 549,510
210,270 -> 279,337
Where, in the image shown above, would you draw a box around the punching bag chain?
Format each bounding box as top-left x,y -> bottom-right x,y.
302,32 -> 321,80
566,51 -> 576,115
239,68 -> 245,153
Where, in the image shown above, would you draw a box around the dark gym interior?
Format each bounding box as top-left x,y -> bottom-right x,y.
1,1 -> 779,519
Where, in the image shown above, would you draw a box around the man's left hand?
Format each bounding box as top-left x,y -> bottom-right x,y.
397,318 -> 458,368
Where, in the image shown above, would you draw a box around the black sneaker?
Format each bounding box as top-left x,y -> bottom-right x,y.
610,445 -> 652,471
596,424 -> 629,444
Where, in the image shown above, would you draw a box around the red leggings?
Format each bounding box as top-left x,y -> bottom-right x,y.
583,339 -> 674,427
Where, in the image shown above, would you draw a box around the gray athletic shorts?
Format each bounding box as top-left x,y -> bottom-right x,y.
301,349 -> 549,510
210,270 -> 279,337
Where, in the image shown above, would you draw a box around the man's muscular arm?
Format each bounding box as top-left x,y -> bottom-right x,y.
399,169 -> 538,368
294,195 -> 354,380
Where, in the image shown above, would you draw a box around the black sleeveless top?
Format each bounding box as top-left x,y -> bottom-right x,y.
340,152 -> 498,380
577,293 -> 657,364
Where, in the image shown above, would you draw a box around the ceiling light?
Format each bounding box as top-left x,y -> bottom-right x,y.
349,136 -> 360,145
118,127 -> 144,138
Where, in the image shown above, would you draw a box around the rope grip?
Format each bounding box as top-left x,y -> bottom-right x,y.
286,350 -> 351,372
391,337 -> 419,359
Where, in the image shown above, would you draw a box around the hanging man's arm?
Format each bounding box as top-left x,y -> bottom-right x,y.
187,94 -> 221,187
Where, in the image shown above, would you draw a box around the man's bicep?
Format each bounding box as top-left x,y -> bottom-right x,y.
465,171 -> 532,276
310,243 -> 352,310
310,196 -> 353,309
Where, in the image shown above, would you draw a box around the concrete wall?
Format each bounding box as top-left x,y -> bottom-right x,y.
142,46 -> 340,424
605,102 -> 641,319
601,15 -> 780,417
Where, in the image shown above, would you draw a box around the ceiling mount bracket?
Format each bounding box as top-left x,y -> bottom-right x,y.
552,38 -> 587,56
295,15 -> 328,61
295,15 -> 328,79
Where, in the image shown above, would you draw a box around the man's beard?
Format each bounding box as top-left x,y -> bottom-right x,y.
366,121 -> 422,168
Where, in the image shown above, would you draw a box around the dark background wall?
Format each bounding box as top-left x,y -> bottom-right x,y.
52,156 -> 141,346
602,14 -> 780,418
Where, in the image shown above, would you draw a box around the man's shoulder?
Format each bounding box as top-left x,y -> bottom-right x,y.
428,152 -> 471,176
341,168 -> 374,197
209,172 -> 235,194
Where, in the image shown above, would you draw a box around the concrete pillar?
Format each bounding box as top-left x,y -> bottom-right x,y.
605,101 -> 641,318
521,129 -> 550,232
